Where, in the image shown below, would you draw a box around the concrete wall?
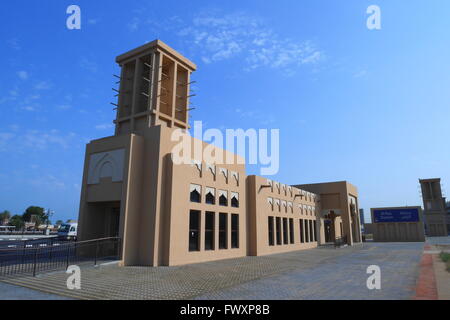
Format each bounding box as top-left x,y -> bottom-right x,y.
370,207 -> 425,242
163,150 -> 247,266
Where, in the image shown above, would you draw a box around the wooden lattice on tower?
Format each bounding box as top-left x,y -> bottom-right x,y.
112,40 -> 197,135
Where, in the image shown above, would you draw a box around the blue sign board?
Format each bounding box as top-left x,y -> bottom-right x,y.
373,208 -> 420,223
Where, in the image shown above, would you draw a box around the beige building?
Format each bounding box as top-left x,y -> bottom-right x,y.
295,181 -> 362,245
419,178 -> 449,236
77,40 -> 362,267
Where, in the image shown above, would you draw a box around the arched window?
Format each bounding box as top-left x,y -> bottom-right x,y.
231,192 -> 239,208
219,190 -> 228,206
190,190 -> 200,203
205,187 -> 215,205
190,184 -> 201,203
219,195 -> 227,206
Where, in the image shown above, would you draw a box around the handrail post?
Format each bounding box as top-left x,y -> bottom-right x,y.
32,247 -> 39,277
117,238 -> 122,260
21,240 -> 26,265
66,243 -> 71,270
94,240 -> 99,266
49,238 -> 54,260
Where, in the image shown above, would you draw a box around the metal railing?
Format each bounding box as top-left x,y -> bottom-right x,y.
0,236 -> 61,250
0,237 -> 121,278
0,230 -> 58,235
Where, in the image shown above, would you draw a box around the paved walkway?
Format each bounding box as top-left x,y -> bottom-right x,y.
198,243 -> 423,300
0,281 -> 70,300
419,237 -> 450,300
0,242 -> 425,300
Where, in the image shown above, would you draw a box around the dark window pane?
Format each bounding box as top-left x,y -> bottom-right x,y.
205,212 -> 215,250
276,217 -> 281,245
219,195 -> 228,206
205,192 -> 215,205
189,210 -> 200,251
300,219 -> 304,243
305,219 -> 309,243
231,196 -> 239,208
289,218 -> 294,244
268,217 -> 274,246
313,220 -> 317,242
231,214 -> 239,248
219,213 -> 227,249
190,190 -> 201,203
283,218 -> 288,244
309,220 -> 313,242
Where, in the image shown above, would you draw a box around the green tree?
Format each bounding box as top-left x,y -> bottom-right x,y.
55,220 -> 64,226
8,215 -> 24,230
22,206 -> 45,226
0,210 -> 11,225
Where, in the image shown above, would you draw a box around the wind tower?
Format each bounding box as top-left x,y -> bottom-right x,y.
112,40 -> 196,135
419,178 -> 448,236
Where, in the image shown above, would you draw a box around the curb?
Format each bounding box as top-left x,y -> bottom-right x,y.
414,252 -> 438,300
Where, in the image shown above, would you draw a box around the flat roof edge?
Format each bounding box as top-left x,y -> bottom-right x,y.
115,40 -> 197,70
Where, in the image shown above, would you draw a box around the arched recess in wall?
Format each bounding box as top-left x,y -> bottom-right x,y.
99,161 -> 114,179
92,153 -> 118,182
87,149 -> 125,185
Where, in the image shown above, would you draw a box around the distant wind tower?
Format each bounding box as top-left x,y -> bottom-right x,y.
419,178 -> 448,236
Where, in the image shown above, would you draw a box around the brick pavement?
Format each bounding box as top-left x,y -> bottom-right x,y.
1,242 -> 424,300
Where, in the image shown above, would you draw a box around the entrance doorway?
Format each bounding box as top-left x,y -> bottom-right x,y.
109,207 -> 120,238
81,201 -> 121,240
324,220 -> 332,243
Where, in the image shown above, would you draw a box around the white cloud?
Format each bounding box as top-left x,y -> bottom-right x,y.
34,81 -> 51,90
7,38 -> 20,50
125,9 -> 323,73
0,129 -> 80,152
0,133 -> 15,149
23,130 -> 70,149
246,40 -> 323,71
29,174 -> 66,190
21,106 -> 36,112
95,123 -> 114,130
79,58 -> 98,73
353,69 -> 368,78
128,17 -> 140,31
9,124 -> 20,131
17,71 -> 29,80
175,11 -> 324,73
234,107 -> 276,125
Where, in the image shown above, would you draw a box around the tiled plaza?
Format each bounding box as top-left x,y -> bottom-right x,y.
0,242 -> 427,300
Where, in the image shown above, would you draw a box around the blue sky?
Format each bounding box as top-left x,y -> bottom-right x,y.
1,0 -> 449,223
